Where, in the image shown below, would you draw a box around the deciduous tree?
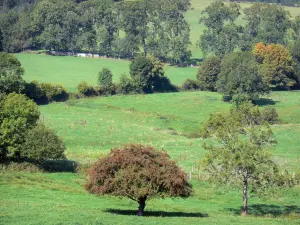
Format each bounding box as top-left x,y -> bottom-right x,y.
86,144 -> 193,216
200,102 -> 279,216
253,42 -> 296,89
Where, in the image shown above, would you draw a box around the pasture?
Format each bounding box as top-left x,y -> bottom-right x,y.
17,54 -> 198,92
1,91 -> 300,225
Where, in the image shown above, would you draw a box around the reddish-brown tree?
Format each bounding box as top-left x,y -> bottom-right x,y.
86,144 -> 193,216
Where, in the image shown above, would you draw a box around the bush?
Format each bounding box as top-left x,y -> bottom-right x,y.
24,81 -> 47,104
77,81 -> 96,97
21,123 -> 66,162
261,107 -> 279,124
25,81 -> 68,103
116,74 -> 137,95
96,84 -> 116,96
222,95 -> 233,102
98,68 -> 113,87
181,79 -> 203,91
39,83 -> 68,102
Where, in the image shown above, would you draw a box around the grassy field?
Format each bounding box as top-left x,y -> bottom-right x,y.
1,91 -> 299,225
17,54 -> 198,92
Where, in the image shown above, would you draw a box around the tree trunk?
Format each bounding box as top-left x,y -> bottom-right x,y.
242,179 -> 248,216
137,197 -> 147,216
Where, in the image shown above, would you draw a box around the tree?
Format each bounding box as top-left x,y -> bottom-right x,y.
196,56 -> 220,91
98,68 -> 113,87
241,3 -> 291,50
200,102 -> 279,216
198,1 -> 242,57
217,52 -> 268,101
253,42 -> 296,89
22,123 -> 66,162
130,56 -> 165,93
0,52 -> 25,94
86,144 -> 193,216
0,93 -> 40,160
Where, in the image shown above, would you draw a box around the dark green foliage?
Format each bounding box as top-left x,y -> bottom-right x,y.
197,56 -> 220,91
217,52 -> 269,101
22,123 -> 66,162
0,52 -> 25,94
97,84 -> 116,96
86,144 -> 193,216
181,79 -> 203,91
0,93 -> 40,160
77,81 -> 96,97
98,68 -> 113,88
130,56 -> 165,93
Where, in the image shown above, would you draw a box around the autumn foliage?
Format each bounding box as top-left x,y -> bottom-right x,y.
253,43 -> 296,89
86,144 -> 193,216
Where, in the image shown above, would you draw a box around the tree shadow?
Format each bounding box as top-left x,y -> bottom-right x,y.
41,159 -> 78,173
228,204 -> 300,217
105,209 -> 208,218
253,98 -> 279,106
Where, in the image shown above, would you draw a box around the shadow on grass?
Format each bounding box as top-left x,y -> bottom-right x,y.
41,159 -> 78,173
105,209 -> 208,218
228,204 -> 300,217
253,98 -> 279,106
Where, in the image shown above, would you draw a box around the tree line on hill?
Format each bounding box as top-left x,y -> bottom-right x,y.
1,0 -> 300,65
0,0 -> 191,65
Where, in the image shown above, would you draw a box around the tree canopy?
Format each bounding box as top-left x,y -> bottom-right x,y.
86,144 -> 193,216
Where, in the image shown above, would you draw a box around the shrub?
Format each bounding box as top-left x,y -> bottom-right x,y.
77,81 -> 96,97
98,68 -> 113,87
24,81 -> 47,104
25,81 -> 68,103
39,82 -> 68,102
181,79 -> 203,91
21,123 -> 66,162
116,74 -> 137,95
96,84 -> 116,96
261,107 -> 279,124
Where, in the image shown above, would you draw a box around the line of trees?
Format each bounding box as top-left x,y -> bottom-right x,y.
0,0 -> 191,65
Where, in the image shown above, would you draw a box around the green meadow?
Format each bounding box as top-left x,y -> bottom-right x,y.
1,91 -> 300,225
16,54 -> 198,92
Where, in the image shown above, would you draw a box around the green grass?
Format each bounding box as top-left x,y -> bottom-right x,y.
17,54 -> 198,92
1,91 -> 299,225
